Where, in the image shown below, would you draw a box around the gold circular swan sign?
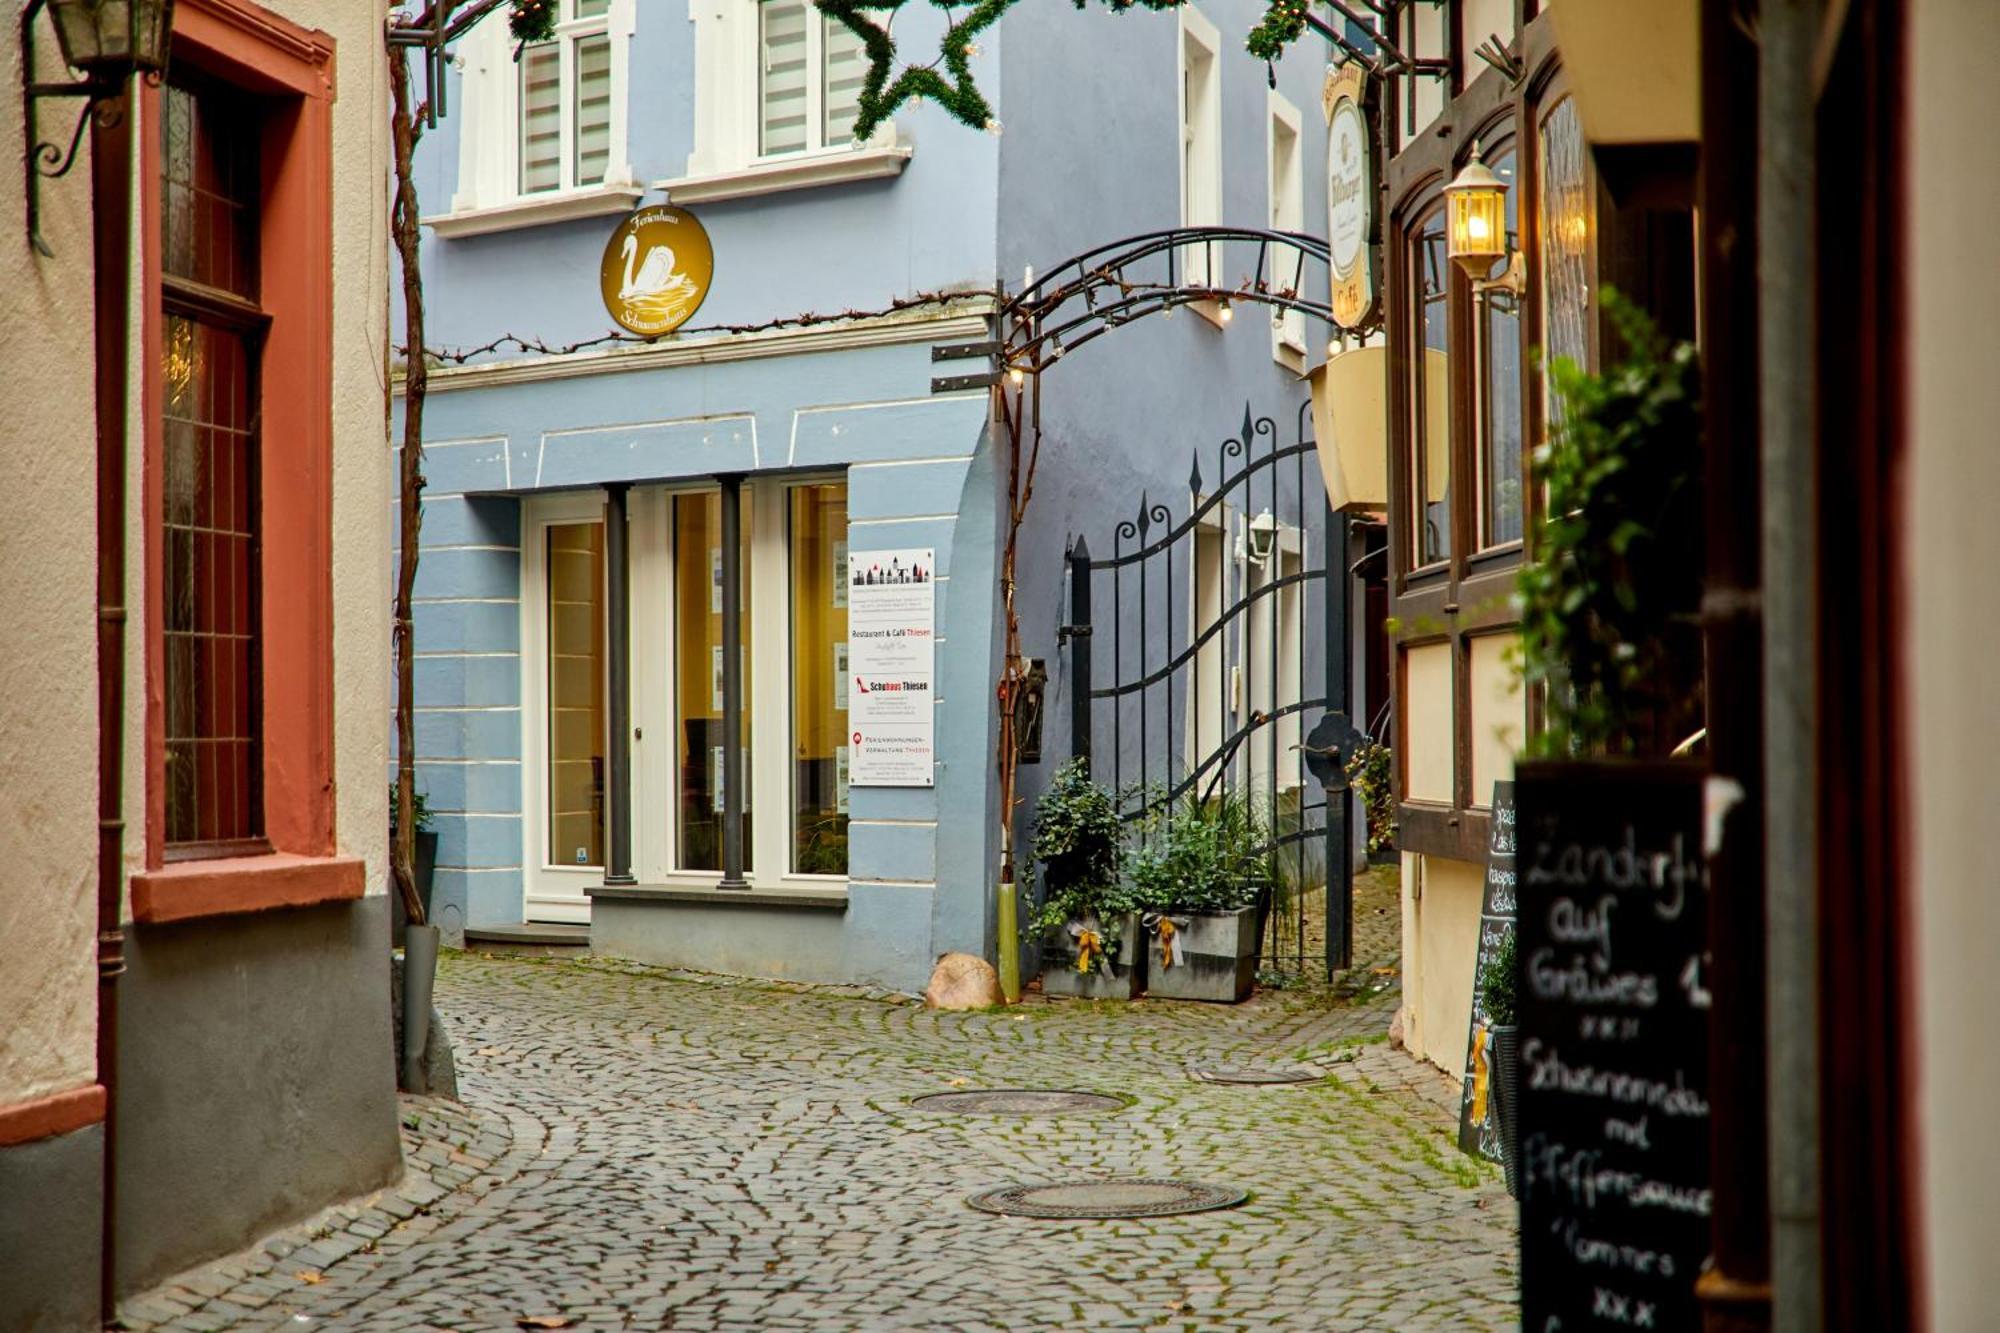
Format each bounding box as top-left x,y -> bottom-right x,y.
599,204 -> 713,337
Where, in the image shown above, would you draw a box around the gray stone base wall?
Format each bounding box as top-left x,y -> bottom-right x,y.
0,1121 -> 103,1331
114,894 -> 402,1296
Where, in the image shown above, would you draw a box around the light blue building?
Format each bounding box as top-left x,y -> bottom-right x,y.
397,0 -> 1352,991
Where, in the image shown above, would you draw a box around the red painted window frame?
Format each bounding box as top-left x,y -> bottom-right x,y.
131,0 -> 359,923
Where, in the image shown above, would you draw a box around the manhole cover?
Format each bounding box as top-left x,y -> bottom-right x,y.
967,1178 -> 1248,1219
908,1089 -> 1124,1116
1188,1066 -> 1323,1086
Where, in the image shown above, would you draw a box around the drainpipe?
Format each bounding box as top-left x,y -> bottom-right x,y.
603,484 -> 634,886
90,89 -> 134,1322
717,476 -> 748,890
1758,0 -> 1821,1326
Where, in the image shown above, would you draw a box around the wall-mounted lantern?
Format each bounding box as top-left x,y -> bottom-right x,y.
1246,508 -> 1279,567
1015,658 -> 1049,764
1444,143 -> 1522,296
21,0 -> 176,254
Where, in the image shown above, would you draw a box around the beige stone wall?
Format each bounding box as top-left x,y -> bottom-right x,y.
1398,851 -> 1484,1074
1909,1 -> 2000,1322
0,33 -> 108,1107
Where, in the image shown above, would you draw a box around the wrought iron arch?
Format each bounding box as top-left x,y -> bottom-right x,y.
999,226 -> 1347,376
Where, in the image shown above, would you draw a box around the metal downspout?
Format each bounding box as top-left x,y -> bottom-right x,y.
1759,0 -> 1822,1326
603,484 -> 634,887
90,88 -> 134,1322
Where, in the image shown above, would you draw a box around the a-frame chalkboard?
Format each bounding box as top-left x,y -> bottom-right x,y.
1456,780 -> 1516,1163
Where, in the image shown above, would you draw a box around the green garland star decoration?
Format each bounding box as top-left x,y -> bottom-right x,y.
508,0 -> 557,44
1244,0 -> 1311,61
813,0 -> 1180,143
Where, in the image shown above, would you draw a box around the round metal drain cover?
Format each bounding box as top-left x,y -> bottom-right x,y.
1188,1066 -> 1323,1085
967,1178 -> 1247,1219
909,1089 -> 1124,1116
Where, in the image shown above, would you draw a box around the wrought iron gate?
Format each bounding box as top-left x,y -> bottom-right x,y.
1060,401 -> 1348,978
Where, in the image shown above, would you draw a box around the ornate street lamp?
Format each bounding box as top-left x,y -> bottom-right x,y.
21,0 -> 177,254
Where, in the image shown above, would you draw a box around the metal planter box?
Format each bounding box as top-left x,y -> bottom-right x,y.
1143,905 -> 1258,1003
1040,912 -> 1143,1000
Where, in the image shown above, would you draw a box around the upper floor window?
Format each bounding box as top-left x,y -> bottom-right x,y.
518,0 -> 615,194
758,0 -> 867,156
1410,206 -> 1451,568
1179,5 -> 1221,285
1476,145 -> 1523,549
446,0 -> 633,217
1267,91 -> 1305,366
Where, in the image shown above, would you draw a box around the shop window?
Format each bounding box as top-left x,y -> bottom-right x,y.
545,522 -> 606,868
674,491 -> 753,873
1477,147 -> 1524,548
1539,96 -> 1592,417
789,484 -> 849,875
1410,207 -> 1452,568
161,75 -> 265,852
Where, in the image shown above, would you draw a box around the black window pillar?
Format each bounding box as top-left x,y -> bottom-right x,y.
603,483 -> 635,886
718,474 -> 750,890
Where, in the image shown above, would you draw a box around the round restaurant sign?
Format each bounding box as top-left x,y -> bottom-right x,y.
1327,94 -> 1370,281
599,204 -> 714,337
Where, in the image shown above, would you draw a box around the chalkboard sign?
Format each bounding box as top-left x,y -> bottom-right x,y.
1515,761 -> 1710,1333
1456,780 -> 1516,1162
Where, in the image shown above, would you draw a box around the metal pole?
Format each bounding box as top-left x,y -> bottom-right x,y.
1326,506 -> 1352,974
1696,0 -> 1772,1325
602,484 -> 634,886
90,84 -> 132,1327
1759,0 -> 1821,1325
718,476 -> 749,890
1067,538 -> 1092,767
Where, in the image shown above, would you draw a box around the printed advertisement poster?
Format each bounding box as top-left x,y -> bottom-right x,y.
834,643 -> 848,711
846,548 -> 935,786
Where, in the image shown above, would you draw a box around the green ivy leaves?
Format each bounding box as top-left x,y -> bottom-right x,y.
1518,291 -> 1705,758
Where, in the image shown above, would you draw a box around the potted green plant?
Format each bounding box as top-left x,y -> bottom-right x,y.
1477,930 -> 1521,1198
1029,759 -> 1139,1000
1128,788 -> 1272,1003
390,783 -> 439,939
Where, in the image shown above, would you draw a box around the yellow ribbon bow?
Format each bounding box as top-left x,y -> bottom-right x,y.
1075,928 -> 1103,974
1156,917 -> 1179,970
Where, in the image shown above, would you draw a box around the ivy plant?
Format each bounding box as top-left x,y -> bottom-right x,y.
1343,740 -> 1397,855
1518,291 -> 1704,757
1027,760 -> 1130,955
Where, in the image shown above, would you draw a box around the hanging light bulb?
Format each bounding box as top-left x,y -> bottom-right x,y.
1218,300 -> 1233,324
1009,366 -> 1025,386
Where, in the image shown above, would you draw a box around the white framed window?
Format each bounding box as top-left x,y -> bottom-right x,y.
526,478 -> 853,923
1267,90 -> 1306,368
686,0 -> 899,188
442,0 -> 636,224
1178,5 -> 1222,288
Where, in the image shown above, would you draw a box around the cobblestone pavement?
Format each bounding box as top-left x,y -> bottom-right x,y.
121,873 -> 1517,1332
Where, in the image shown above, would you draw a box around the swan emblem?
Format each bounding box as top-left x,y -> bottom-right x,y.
620,233 -> 682,300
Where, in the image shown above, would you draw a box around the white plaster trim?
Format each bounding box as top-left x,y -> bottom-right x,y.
846,514 -> 957,526
423,184 -> 646,239
658,146 -> 913,205
848,454 -> 977,469
406,304 -> 995,396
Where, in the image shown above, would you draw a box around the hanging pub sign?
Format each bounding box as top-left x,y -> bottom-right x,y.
846,548 -> 936,787
599,204 -> 714,336
1322,60 -> 1380,331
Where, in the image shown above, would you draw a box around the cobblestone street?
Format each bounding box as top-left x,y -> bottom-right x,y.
120,878 -> 1516,1332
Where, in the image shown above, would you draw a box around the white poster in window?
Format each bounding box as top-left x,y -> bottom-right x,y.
833,643 -> 848,711
832,540 -> 848,609
711,645 -> 724,711
709,548 -> 722,613
847,548 -> 935,787
835,745 -> 849,814
709,745 -> 748,813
